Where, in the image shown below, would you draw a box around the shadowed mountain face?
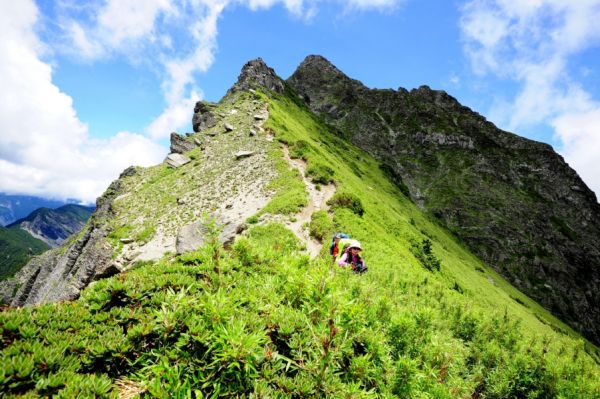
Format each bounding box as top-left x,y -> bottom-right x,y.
0,194 -> 67,226
8,205 -> 94,248
287,55 -> 600,344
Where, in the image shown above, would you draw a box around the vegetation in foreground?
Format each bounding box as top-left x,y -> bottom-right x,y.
1,89 -> 599,397
0,226 -> 49,280
1,223 -> 599,398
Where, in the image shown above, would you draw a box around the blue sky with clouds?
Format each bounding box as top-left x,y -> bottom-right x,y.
1,0 -> 599,202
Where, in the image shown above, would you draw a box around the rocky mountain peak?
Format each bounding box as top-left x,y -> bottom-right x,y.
227,57 -> 285,95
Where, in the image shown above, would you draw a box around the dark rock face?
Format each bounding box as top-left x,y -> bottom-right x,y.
193,101 -> 217,132
228,58 -> 285,95
0,176 -> 126,306
0,194 -> 66,226
288,54 -> 600,344
170,132 -> 197,154
7,205 -> 94,248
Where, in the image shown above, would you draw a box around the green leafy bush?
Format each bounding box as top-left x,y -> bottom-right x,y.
307,163 -> 334,185
289,139 -> 310,159
411,238 -> 441,271
327,192 -> 364,216
309,210 -> 334,242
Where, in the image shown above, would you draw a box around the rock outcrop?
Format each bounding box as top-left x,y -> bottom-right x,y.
192,101 -> 217,133
0,63 -> 281,307
170,132 -> 197,154
227,58 -> 285,95
0,171 -> 127,306
288,54 -> 600,344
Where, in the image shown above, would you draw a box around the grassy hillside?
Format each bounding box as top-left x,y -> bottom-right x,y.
0,90 -> 598,397
0,226 -> 49,280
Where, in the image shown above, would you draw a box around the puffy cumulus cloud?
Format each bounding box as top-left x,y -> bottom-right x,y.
552,109 -> 600,196
146,93 -> 201,139
0,0 -> 407,201
0,1 -> 166,202
460,0 -> 600,196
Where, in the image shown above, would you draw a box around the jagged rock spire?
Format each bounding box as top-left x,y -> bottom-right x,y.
227,58 -> 285,95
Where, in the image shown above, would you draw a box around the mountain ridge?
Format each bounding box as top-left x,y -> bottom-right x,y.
8,204 -> 94,248
287,54 -> 600,344
0,56 -> 599,397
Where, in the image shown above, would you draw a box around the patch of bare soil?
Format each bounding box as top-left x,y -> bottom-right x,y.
282,146 -> 336,257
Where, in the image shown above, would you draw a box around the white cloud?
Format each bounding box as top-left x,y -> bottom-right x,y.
460,0 -> 600,196
1,0 -> 408,201
147,93 -> 201,139
0,1 -> 166,202
552,109 -> 600,197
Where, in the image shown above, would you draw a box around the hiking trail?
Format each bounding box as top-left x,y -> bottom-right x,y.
282,146 -> 336,257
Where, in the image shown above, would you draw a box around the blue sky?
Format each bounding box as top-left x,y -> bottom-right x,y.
1,0 -> 599,202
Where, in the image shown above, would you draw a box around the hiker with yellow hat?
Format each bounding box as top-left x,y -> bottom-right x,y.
337,240 -> 368,273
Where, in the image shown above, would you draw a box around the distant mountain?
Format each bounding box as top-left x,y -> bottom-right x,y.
0,193 -> 69,226
0,226 -> 49,280
8,204 -> 94,248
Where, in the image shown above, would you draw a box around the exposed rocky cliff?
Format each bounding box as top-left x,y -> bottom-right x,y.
287,55 -> 600,344
0,60 -> 283,307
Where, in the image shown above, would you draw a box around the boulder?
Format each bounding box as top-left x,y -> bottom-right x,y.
192,101 -> 217,132
170,132 -> 196,154
235,151 -> 255,160
224,122 -> 235,132
176,217 -> 241,254
165,153 -> 191,168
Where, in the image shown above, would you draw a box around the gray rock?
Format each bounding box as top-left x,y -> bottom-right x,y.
176,217 -> 240,254
94,262 -> 122,280
254,113 -> 267,120
193,138 -> 203,146
170,132 -> 196,154
235,151 -> 255,160
192,101 -> 217,132
249,130 -> 256,136
227,58 -> 285,95
224,122 -> 235,132
119,238 -> 134,244
165,153 -> 191,168
0,175 -> 125,307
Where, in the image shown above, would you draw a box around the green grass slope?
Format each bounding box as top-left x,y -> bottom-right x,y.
0,90 -> 599,398
0,226 -> 49,280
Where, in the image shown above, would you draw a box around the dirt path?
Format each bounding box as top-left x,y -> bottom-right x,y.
283,146 -> 336,257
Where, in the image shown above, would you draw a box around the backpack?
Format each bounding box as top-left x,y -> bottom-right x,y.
329,233 -> 349,255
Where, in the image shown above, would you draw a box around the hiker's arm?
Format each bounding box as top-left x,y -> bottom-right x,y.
337,253 -> 348,267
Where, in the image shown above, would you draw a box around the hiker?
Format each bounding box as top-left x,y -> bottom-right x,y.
338,240 -> 368,273
330,233 -> 350,262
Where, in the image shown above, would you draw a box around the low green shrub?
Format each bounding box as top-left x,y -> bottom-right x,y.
307,163 -> 335,185
410,238 -> 441,271
327,192 -> 364,216
289,140 -> 310,159
309,210 -> 334,242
